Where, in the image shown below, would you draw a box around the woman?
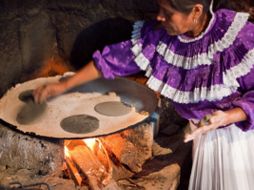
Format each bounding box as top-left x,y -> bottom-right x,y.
34,0 -> 254,189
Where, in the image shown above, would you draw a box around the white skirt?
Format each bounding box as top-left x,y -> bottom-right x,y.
188,124 -> 254,190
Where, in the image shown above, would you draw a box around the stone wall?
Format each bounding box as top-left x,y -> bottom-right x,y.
0,0 -> 157,96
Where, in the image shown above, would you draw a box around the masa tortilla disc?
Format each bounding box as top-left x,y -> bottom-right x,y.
60,114 -> 99,134
94,101 -> 132,116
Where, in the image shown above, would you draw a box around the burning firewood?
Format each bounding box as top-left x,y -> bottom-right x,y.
65,139 -> 113,189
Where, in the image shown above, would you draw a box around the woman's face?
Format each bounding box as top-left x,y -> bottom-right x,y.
157,0 -> 194,35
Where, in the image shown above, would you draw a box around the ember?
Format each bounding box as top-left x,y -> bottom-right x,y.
64,138 -> 112,189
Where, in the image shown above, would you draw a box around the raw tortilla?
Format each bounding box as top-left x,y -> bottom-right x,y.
60,114 -> 99,134
94,101 -> 132,116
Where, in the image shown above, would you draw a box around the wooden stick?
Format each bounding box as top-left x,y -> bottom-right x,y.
65,155 -> 83,186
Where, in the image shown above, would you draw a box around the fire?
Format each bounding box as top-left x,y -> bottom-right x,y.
30,56 -> 71,79
64,138 -> 112,188
83,138 -> 96,151
64,146 -> 70,158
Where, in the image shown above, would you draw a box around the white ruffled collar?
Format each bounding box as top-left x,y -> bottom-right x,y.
177,10 -> 216,43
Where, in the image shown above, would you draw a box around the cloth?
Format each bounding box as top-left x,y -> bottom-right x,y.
189,124 -> 254,190
93,9 -> 254,132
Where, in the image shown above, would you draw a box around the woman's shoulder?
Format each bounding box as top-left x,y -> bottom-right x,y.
131,19 -> 167,45
215,8 -> 236,17
215,8 -> 254,54
215,8 -> 253,30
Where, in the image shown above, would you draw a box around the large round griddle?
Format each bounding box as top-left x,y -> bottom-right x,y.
0,75 -> 158,139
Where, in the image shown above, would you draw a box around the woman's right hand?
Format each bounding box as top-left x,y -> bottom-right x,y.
33,82 -> 67,104
33,61 -> 101,103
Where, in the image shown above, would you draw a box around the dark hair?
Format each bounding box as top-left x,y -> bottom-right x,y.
215,0 -> 254,21
167,0 -> 254,21
167,0 -> 212,14
216,0 -> 250,12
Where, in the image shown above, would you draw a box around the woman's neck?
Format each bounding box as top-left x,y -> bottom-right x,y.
187,13 -> 211,37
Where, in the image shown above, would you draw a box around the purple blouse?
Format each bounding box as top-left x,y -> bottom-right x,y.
93,9 -> 254,131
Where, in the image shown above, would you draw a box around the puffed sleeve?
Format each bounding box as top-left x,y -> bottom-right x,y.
92,20 -> 165,79
230,22 -> 254,131
232,68 -> 254,131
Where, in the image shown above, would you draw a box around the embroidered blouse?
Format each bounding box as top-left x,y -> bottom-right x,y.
93,9 -> 254,131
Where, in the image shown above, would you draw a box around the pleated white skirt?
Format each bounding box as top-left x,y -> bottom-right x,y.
188,124 -> 254,190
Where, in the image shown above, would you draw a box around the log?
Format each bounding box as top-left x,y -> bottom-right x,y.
67,140 -> 111,190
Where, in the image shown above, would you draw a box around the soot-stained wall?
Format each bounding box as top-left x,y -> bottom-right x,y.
0,0 -> 157,96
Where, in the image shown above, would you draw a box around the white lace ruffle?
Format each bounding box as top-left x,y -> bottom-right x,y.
223,48 -> 254,87
157,42 -> 213,69
131,20 -> 153,77
131,20 -> 144,44
146,75 -> 237,103
146,48 -> 254,104
157,12 -> 250,69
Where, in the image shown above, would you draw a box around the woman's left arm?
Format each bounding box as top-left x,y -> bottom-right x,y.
209,107 -> 247,128
185,78 -> 254,142
185,86 -> 254,143
184,108 -> 247,142
222,107 -> 248,125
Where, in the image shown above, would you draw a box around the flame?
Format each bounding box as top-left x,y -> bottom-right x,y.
64,138 -> 113,186
83,138 -> 96,151
64,146 -> 70,158
31,56 -> 71,79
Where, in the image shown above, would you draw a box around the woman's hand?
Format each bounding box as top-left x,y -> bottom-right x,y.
33,82 -> 67,104
33,61 -> 101,104
184,110 -> 229,143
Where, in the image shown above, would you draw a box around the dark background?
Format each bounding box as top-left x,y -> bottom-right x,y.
0,0 -> 157,96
